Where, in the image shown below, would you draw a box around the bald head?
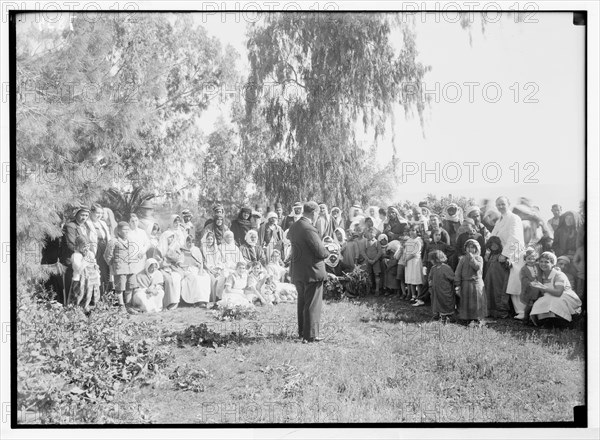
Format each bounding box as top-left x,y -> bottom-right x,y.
495,196 -> 510,215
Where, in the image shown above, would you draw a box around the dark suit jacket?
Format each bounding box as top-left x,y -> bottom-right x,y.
288,217 -> 330,283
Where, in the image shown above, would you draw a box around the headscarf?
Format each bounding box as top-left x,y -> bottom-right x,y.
158,230 -> 177,256
443,203 -> 464,223
134,258 -> 163,290
245,229 -> 259,246
464,205 -> 481,221
347,204 -> 363,224
324,242 -> 340,268
386,240 -> 401,255
201,231 -> 221,269
378,234 -> 388,246
463,238 -> 481,255
333,227 -> 346,247
485,236 -> 503,254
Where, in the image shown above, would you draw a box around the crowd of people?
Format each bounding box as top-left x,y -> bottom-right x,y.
45,196 -> 585,326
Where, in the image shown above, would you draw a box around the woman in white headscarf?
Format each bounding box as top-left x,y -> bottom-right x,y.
442,203 -> 464,246
240,229 -> 267,266
130,258 -> 165,313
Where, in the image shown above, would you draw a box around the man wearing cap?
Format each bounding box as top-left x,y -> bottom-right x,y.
181,209 -> 196,239
288,201 -> 331,343
283,202 -> 303,231
59,204 -> 95,300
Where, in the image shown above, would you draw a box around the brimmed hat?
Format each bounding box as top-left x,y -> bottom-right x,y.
181,209 -> 192,217
266,211 -> 278,220
293,202 -> 302,208
139,199 -> 154,209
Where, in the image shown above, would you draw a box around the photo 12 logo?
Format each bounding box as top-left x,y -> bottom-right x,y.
3,2 -> 139,24
399,161 -> 540,185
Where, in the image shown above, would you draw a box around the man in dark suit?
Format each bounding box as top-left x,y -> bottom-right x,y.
288,201 -> 330,343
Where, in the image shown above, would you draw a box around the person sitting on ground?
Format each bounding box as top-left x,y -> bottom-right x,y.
529,251 -> 582,326
519,248 -> 542,324
130,258 -> 165,314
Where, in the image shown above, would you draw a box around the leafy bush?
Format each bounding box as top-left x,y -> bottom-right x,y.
211,302 -> 258,321
324,275 -> 345,300
17,286 -> 171,424
170,365 -> 212,393
343,267 -> 370,297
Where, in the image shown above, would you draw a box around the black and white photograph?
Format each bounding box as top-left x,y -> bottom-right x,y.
1,0 -> 599,436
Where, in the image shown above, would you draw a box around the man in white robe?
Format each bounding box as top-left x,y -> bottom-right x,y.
491,196 -> 526,319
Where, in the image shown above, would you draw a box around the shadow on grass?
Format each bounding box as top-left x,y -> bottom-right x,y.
163,323 -> 296,349
328,294 -> 586,357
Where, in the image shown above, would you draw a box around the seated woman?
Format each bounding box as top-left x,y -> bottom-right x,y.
180,235 -> 212,307
157,230 -> 184,310
201,231 -> 224,301
130,258 -> 165,313
240,229 -> 267,266
529,251 -> 582,326
220,231 -> 244,270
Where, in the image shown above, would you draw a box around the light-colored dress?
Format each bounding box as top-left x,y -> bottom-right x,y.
218,273 -> 252,306
180,246 -> 212,303
530,269 -> 582,322
404,237 -> 423,285
131,259 -> 165,313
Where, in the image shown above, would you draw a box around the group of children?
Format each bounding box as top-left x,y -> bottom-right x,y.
324,219 -> 582,327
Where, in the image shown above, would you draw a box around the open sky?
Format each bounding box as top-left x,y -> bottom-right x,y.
199,11 -> 586,216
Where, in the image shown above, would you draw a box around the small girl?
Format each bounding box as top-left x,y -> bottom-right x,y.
266,249 -> 288,282
394,234 -> 409,300
428,250 -> 455,323
70,235 -> 101,313
519,248 -> 542,323
455,239 -> 487,324
382,238 -> 399,296
483,236 -> 511,319
245,261 -> 270,305
404,225 -> 424,305
220,261 -> 252,307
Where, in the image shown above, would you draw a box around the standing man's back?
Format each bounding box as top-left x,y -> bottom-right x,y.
288,201 -> 330,343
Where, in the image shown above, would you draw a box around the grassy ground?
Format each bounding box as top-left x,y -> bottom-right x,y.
111,295 -> 585,424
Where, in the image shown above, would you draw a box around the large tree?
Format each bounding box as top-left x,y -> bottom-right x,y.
16,13 -> 238,278
243,13 -> 430,210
